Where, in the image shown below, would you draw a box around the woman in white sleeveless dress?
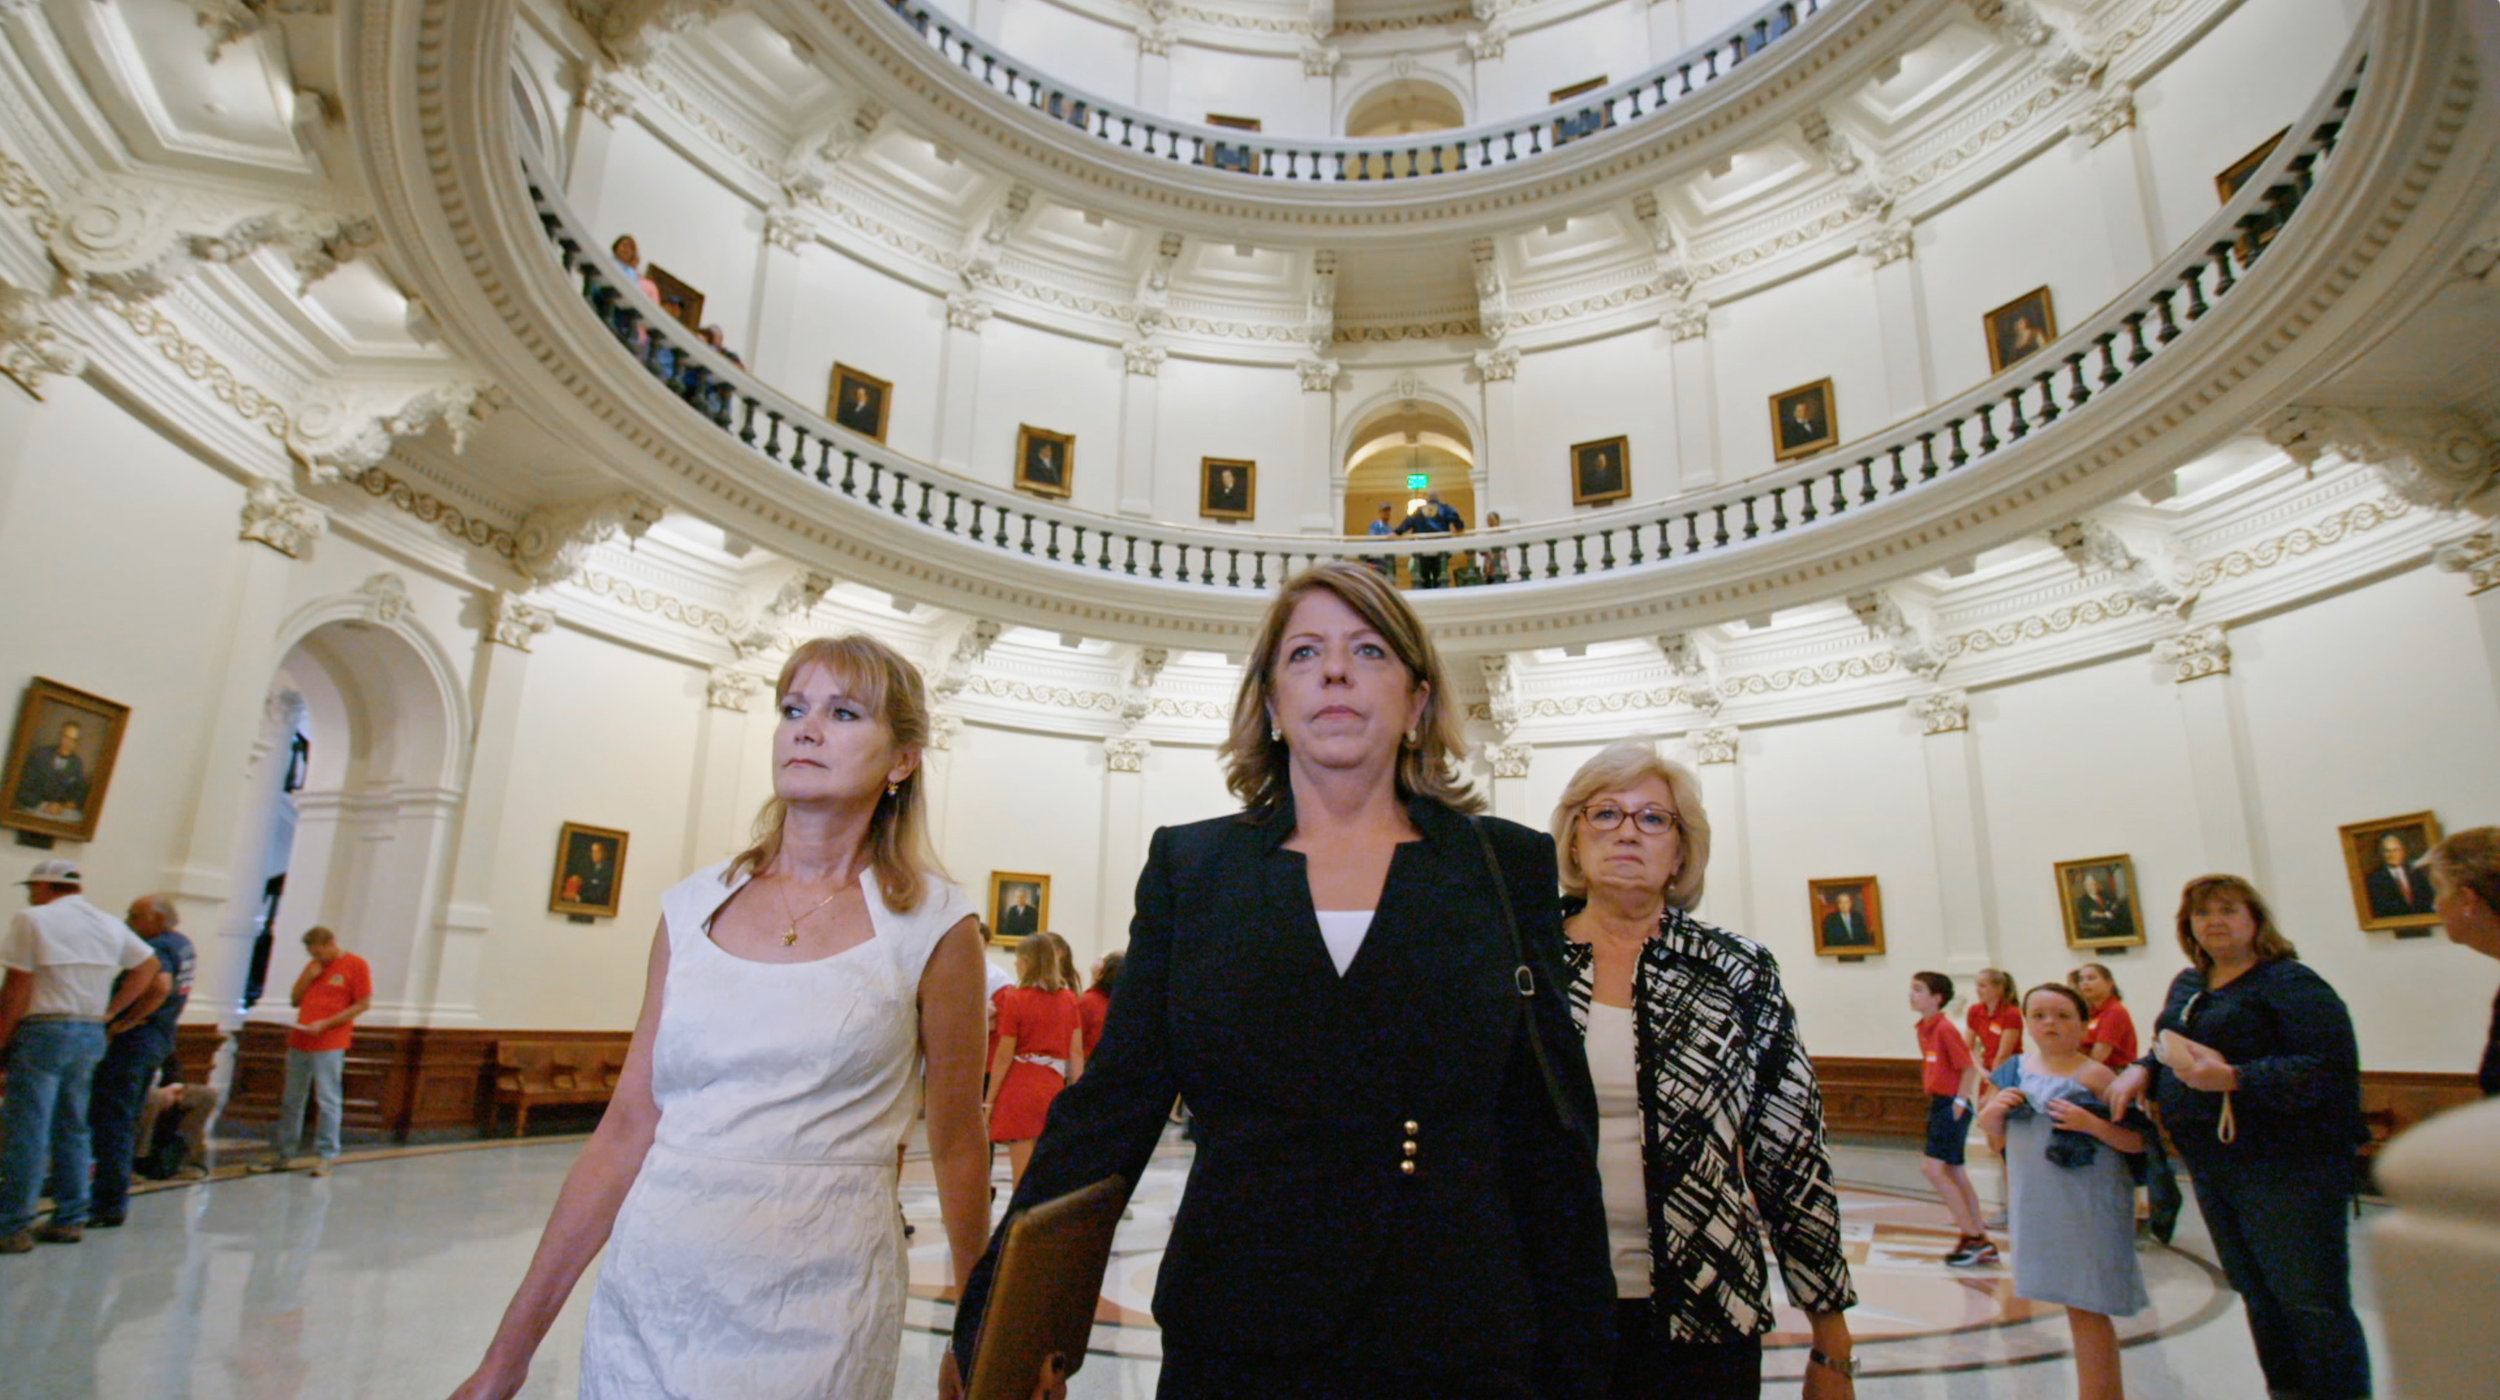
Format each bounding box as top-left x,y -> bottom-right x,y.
451,635 -> 995,1400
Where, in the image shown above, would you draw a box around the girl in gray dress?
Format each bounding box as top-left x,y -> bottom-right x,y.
1976,983 -> 2149,1400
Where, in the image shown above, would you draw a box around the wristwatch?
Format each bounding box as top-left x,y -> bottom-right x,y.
1809,1348 -> 1859,1378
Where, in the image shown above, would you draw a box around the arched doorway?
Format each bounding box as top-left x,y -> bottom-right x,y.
1344,78 -> 1466,181
1343,405 -> 1477,588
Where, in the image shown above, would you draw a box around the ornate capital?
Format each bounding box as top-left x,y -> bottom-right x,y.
1662,299 -> 1709,342
945,291 -> 993,332
45,179 -> 380,299
487,592 -> 555,651
286,378 -> 497,484
1136,20 -> 1174,55
1479,653 -> 1521,739
1465,24 -> 1507,61
567,0 -> 728,68
707,666 -> 763,712
2154,626 -> 2230,683
1857,219 -> 1914,267
933,619 -> 1002,698
1472,347 -> 1519,383
2435,532 -> 2499,595
582,76 -> 638,125
513,491 -> 666,586
1909,688 -> 1970,735
1123,341 -> 1167,377
1300,42 -> 1340,77
2068,83 -> 2136,146
763,206 -> 809,253
356,572 -> 410,624
2264,404 -> 2500,517
1122,646 -> 1170,726
1689,725 -> 1739,766
1296,357 -> 1339,393
1104,736 -> 1152,773
1487,742 -> 1531,780
0,285 -> 85,398
238,480 -> 326,559
927,710 -> 963,752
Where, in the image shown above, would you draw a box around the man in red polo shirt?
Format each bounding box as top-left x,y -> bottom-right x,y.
255,926 -> 371,1177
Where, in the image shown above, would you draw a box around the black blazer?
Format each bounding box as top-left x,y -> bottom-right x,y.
951,796 -> 1612,1396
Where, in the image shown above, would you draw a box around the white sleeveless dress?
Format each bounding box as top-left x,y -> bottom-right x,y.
581,860 -> 977,1399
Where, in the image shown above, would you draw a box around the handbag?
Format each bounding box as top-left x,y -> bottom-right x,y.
1467,816 -> 1585,1138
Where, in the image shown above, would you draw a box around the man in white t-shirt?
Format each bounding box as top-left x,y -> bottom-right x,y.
0,859 -> 160,1251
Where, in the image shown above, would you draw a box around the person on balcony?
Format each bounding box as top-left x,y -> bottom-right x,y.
1395,491 -> 1465,589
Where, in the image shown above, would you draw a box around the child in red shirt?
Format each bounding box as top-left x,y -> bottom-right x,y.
1965,968 -> 2024,1071
1912,970 -> 1993,1266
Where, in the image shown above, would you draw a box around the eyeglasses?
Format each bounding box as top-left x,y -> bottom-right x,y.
1580,804 -> 1680,836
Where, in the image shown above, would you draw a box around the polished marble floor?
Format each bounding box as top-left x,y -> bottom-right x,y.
0,1130 -> 2386,1398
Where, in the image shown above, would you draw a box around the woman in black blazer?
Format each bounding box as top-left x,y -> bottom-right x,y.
948,561 -> 1612,1400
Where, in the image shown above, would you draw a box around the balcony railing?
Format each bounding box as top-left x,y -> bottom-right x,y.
520,40 -> 2362,595
879,0 -> 1825,182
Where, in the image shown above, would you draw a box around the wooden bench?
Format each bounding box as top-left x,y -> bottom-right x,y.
490,1039 -> 628,1136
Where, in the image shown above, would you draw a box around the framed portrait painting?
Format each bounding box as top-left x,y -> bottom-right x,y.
1570,435 -> 1631,507
2215,127 -> 2290,201
1770,379 -> 1838,463
989,871 -> 1050,944
1200,457 -> 1256,521
644,265 -> 705,333
549,821 -> 630,919
1015,425 -> 1074,499
1984,287 -> 2058,373
0,678 -> 131,844
2054,855 -> 2145,950
1203,113 -> 1263,174
1809,876 -> 1884,958
828,363 -> 892,443
2339,811 -> 2444,934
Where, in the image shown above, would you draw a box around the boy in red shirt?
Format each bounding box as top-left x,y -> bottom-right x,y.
1911,970 -> 1994,1266
255,926 -> 371,1177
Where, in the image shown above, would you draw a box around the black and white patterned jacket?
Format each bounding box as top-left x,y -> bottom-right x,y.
1559,902 -> 1857,1340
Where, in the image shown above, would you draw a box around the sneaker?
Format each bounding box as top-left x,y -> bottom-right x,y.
30,1223 -> 83,1245
0,1232 -> 31,1254
309,1160 -> 332,1178
1945,1237 -> 1999,1268
87,1212 -> 125,1229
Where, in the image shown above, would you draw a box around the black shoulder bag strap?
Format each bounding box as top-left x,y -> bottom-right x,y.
1469,816 -> 1581,1136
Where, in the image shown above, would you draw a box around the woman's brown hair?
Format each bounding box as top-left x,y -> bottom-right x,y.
1218,561 -> 1481,816
2173,874 -> 2300,974
725,634 -> 944,912
2429,827 -> 2500,915
2023,982 -> 2091,1023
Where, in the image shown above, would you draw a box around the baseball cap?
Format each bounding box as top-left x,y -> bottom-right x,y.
20,858 -> 82,887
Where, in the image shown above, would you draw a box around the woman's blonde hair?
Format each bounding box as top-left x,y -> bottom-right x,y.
1219,561 -> 1480,816
1975,968 -> 2015,1001
2066,962 -> 2122,1001
1015,933 -> 1071,992
726,634 -> 944,912
2429,827 -> 2500,914
2173,874 -> 2300,974
1549,740 -> 1711,908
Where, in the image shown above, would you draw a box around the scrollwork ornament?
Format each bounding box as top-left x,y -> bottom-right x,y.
356,573 -> 410,624
707,667 -> 764,712
1104,737 -> 1152,773
1296,358 -> 1339,393
0,284 -> 85,397
2434,533 -> 2499,596
1487,743 -> 1531,780
1689,726 -> 1739,765
238,479 -> 326,559
1909,689 -> 1970,735
2153,627 -> 2231,684
487,593 -> 556,652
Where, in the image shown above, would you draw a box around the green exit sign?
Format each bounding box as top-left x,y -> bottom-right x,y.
1406,473 -> 1429,490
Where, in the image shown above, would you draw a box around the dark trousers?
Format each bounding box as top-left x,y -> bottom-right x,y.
86,1025 -> 174,1219
2187,1150 -> 2372,1399
1610,1301 -> 1763,1399
1158,1347 -> 1534,1400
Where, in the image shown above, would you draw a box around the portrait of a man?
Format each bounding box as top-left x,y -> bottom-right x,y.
1201,458 -> 1256,520
1571,437 -> 1630,506
1015,426 -> 1074,498
989,871 -> 1050,943
1984,287 -> 2059,373
2054,856 -> 2145,949
1,678 -> 131,844
1771,379 -> 1838,462
550,822 -> 631,918
1809,877 -> 1884,957
828,364 -> 891,442
2340,813 -> 2445,932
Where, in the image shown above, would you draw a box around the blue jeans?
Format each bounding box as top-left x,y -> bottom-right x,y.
87,1024 -> 174,1218
271,1048 -> 344,1162
1,1019 -> 109,1233
2187,1149 -> 2372,1399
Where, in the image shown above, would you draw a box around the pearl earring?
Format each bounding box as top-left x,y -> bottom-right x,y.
1404,727 -> 1420,748
886,782 -> 898,798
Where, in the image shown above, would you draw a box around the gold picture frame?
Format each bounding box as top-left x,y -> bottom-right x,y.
0,677 -> 131,845
828,363 -> 892,443
989,871 -> 1050,944
1200,457 -> 1256,521
1984,286 -> 2058,373
2054,855 -> 2146,950
1571,436 -> 1630,507
1770,378 -> 1838,463
1015,425 -> 1074,499
1809,876 -> 1884,958
2339,811 -> 2445,935
549,821 -> 631,919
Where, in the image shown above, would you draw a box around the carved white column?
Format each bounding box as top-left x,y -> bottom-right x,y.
2071,86 -> 2160,292
1913,690 -> 2000,973
1680,726 -> 1751,935
425,595 -> 554,1024
1118,342 -> 1164,518
2436,535 -> 2500,723
1666,310 -> 1718,490
2156,626 -> 2265,879
748,208 -> 810,393
1095,737 -> 1153,959
1135,21 -> 1174,109
563,67 -> 633,229
1298,357 -> 1339,535
686,668 -> 765,871
1861,225 -> 1932,422
1486,742 -> 1532,824
1474,348 -> 1519,518
936,293 -> 991,475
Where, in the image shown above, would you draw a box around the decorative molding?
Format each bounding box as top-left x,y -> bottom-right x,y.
92,294 -> 291,443
238,479 -> 326,559
356,467 -> 522,562
707,666 -> 763,711
927,710 -> 962,751
513,492 -> 667,586
1909,688 -> 1969,735
763,205 -> 810,252
1856,219 -> 1914,267
932,618 -> 1002,698
486,592 -> 555,651
2068,82 -> 2136,146
1487,741 -> 1531,779
1299,42 -> 1341,77
1120,646 -> 1169,726
1122,341 -> 1167,377
286,379 -> 498,485
356,572 -> 410,624
962,675 -> 1122,712
1689,725 -> 1739,765
2433,533 -> 2498,596
2265,405 -> 2500,518
1662,299 -> 1709,341
572,568 -> 739,636
1472,346 -> 1518,382
1480,653 -> 1521,737
1104,735 -> 1151,772
566,0 -> 728,70
0,283 -> 85,397
2153,625 -> 2230,683
1847,588 -> 1948,681
2048,517 -> 2193,616
1136,20 -> 1175,56
2185,496 -> 2411,589
1657,632 -> 1721,715
1296,357 -> 1339,392
944,291 -> 993,331
1465,23 -> 1507,61
45,179 -> 380,299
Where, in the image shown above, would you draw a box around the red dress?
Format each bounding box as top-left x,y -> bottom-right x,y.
990,987 -> 1082,1142
2084,999 -> 2139,1066
1078,987 -> 1111,1058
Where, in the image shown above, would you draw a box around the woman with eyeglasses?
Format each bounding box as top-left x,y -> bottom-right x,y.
2105,874 -> 2371,1400
1550,741 -> 1858,1399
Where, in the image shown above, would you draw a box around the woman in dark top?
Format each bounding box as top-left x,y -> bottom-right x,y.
945,561 -> 1612,1400
2106,874 -> 2370,1400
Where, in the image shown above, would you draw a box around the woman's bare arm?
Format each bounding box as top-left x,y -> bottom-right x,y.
919,917 -> 995,1289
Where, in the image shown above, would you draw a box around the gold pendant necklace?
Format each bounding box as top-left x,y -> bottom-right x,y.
777,876 -> 851,946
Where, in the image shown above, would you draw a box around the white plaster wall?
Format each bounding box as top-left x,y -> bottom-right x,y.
972,319 -> 1128,511
992,0 -> 1142,104
1166,47 -> 1317,132
588,119 -> 761,354
1507,330 -> 1680,518
1915,136 -> 2130,397
933,722 -> 1112,961
1151,358 -> 1305,526
780,245 -> 950,461
1487,7 -> 1649,117
1710,255 -> 1890,473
